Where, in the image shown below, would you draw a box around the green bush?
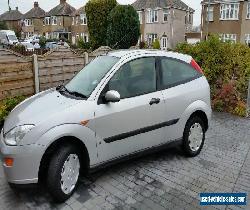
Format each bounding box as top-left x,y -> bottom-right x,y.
77,38 -> 91,50
85,0 -> 117,49
0,96 -> 26,122
153,39 -> 160,49
106,5 -> 140,49
175,35 -> 250,116
39,36 -> 46,48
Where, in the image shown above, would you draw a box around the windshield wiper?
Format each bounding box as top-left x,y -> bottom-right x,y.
56,85 -> 87,99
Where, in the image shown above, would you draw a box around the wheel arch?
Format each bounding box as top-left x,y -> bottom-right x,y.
38,136 -> 90,184
188,110 -> 209,132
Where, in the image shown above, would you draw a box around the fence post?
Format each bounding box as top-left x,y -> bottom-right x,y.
84,52 -> 89,65
247,80 -> 250,117
33,54 -> 40,94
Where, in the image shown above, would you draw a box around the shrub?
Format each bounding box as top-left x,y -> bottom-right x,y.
153,39 -> 160,49
0,96 -> 26,123
106,5 -> 140,49
175,35 -> 250,117
77,38 -> 91,50
85,0 -> 117,49
39,36 -> 46,48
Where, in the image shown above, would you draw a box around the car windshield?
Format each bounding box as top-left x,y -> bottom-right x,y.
65,56 -> 119,97
8,35 -> 17,41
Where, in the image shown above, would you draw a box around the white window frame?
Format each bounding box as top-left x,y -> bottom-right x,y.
80,33 -> 89,43
163,9 -> 169,22
147,9 -> 158,23
137,11 -> 142,24
247,2 -> 250,19
220,3 -> 239,20
72,17 -> 75,25
207,6 -> 214,21
44,17 -> 51,25
147,33 -> 157,45
161,37 -> 168,50
24,19 -> 33,26
221,34 -> 237,43
245,34 -> 250,45
80,13 -> 87,25
51,16 -> 57,25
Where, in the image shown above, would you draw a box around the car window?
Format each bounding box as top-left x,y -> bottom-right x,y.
107,57 -> 156,99
160,58 -> 199,89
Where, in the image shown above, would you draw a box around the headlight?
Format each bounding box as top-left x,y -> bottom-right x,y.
4,125 -> 35,146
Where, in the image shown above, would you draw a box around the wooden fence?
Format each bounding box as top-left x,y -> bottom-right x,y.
0,46 -> 112,101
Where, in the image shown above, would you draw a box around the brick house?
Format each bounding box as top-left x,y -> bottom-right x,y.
201,0 -> 250,45
0,7 -> 23,36
43,0 -> 76,40
22,2 -> 45,38
132,0 -> 194,49
71,6 -> 89,45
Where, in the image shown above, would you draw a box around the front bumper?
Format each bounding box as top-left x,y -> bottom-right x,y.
0,129 -> 45,184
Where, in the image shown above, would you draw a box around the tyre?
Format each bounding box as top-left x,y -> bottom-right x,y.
182,116 -> 205,157
47,144 -> 81,202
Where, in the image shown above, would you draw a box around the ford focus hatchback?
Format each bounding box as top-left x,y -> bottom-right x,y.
0,50 -> 211,202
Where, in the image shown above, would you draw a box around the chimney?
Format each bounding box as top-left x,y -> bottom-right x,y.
34,2 -> 39,8
16,7 -> 18,11
60,0 -> 66,4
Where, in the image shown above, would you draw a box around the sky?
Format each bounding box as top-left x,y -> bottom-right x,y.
0,0 -> 201,26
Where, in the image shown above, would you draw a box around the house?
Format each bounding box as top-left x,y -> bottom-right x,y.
0,7 -> 23,36
71,6 -> 89,45
132,0 -> 194,49
201,0 -> 250,45
43,0 -> 76,40
22,2 -> 45,38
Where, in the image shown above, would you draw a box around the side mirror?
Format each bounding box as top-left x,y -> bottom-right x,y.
105,90 -> 120,103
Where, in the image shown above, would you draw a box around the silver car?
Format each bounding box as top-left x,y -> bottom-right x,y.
0,50 -> 212,202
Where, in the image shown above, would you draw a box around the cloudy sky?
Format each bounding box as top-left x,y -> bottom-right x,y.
0,0 -> 201,26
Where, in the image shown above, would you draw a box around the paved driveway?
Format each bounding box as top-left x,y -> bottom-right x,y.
0,112 -> 249,210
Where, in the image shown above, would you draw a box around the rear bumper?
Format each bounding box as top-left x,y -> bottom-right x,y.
0,129 -> 45,184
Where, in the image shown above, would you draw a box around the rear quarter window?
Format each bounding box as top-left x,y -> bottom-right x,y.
160,57 -> 200,89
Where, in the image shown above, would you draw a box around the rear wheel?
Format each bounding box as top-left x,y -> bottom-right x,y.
47,144 -> 81,202
182,116 -> 205,157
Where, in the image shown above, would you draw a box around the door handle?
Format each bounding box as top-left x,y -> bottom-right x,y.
149,98 -> 160,105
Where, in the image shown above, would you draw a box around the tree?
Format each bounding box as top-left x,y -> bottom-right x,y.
0,21 -> 8,30
85,0 -> 117,49
107,5 -> 140,49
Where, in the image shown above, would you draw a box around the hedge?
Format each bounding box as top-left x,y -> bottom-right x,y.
175,35 -> 250,117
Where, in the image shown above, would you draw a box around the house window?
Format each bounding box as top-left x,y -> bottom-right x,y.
80,13 -> 87,25
147,33 -> 157,45
137,11 -> 142,24
72,17 -> 75,25
24,19 -> 33,26
81,33 -> 89,42
161,37 -> 168,50
220,3 -> 239,20
163,9 -> 169,22
185,12 -> 192,24
247,2 -> 250,19
221,34 -> 237,43
245,34 -> 250,45
44,17 -> 51,25
51,16 -> 57,25
206,6 -> 214,21
147,9 -> 158,23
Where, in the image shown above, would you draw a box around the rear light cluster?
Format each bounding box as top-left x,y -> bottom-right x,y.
190,59 -> 204,75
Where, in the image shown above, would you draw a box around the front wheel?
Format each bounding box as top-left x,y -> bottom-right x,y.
182,116 -> 205,157
47,145 -> 81,202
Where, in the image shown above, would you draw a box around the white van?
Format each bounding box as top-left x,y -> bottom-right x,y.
0,30 -> 19,46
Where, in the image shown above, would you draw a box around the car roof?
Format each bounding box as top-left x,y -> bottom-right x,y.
107,49 -> 192,63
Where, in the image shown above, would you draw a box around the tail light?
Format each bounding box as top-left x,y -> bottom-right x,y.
190,59 -> 204,74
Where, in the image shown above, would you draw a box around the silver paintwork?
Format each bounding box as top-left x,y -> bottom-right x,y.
0,49 -> 212,185
188,123 -> 203,152
60,154 -> 80,195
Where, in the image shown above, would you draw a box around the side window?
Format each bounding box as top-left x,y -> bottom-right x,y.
108,57 -> 156,99
160,58 -> 199,89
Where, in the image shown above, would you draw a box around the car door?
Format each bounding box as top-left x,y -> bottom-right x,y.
159,57 -> 202,141
93,56 -> 166,164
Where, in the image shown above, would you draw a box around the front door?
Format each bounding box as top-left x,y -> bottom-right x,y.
94,57 -> 166,164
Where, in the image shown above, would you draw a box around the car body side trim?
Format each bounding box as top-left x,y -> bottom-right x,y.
90,138 -> 182,173
104,119 -> 179,143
